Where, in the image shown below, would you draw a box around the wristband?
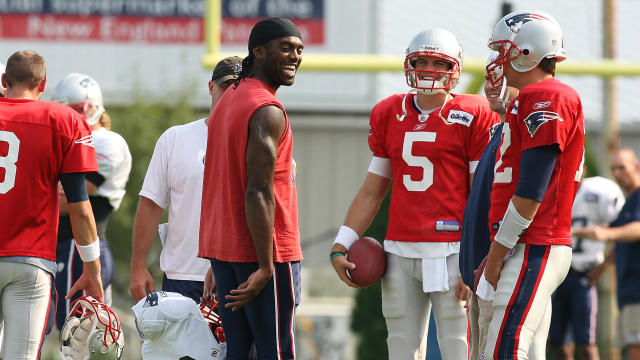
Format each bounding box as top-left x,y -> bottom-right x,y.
494,201 -> 532,249
333,226 -> 359,250
77,238 -> 100,262
330,252 -> 346,261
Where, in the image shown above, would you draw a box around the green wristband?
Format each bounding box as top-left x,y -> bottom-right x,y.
330,251 -> 346,261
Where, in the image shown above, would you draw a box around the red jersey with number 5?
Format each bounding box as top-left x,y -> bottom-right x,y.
0,98 -> 97,261
369,93 -> 500,242
489,78 -> 585,246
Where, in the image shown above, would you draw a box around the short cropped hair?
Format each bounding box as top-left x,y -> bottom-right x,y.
4,50 -> 46,89
538,57 -> 557,76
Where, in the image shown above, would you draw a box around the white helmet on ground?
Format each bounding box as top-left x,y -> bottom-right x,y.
486,10 -> 566,85
60,296 -> 124,360
132,291 -> 226,359
404,28 -> 464,95
52,73 -> 105,125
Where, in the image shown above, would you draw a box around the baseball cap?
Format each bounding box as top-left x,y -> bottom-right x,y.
211,56 -> 243,85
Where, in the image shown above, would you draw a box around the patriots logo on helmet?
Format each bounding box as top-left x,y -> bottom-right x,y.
504,12 -> 550,32
523,111 -> 563,137
144,292 -> 159,307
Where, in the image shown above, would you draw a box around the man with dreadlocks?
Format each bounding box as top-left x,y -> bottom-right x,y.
199,17 -> 303,359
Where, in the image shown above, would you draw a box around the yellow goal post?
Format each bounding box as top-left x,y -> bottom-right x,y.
201,0 -> 640,94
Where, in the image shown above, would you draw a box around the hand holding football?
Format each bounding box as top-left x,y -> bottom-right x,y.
346,237 -> 386,287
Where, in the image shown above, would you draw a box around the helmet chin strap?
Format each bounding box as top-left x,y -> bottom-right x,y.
396,89 -> 417,122
498,77 -> 511,109
437,92 -> 451,123
396,89 -> 451,122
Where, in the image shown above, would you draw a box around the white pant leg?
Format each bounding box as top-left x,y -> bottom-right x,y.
0,262 -> 53,360
430,253 -> 469,360
484,244 -> 571,360
528,298 -> 552,360
382,253 -> 431,360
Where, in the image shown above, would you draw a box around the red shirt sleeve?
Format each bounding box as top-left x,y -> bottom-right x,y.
516,91 -> 579,153
60,111 -> 98,173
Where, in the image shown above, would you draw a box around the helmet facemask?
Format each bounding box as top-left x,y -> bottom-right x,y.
60,296 -> 124,360
405,52 -> 460,95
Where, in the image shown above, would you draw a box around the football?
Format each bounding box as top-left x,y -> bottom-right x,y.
347,237 -> 386,287
474,256 -> 488,292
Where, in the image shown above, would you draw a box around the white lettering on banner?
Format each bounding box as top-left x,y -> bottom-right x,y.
266,0 -> 314,18
125,0 -> 178,16
100,17 -> 201,42
227,0 -> 260,17
0,0 -> 41,12
27,15 -> 95,39
50,0 -> 125,15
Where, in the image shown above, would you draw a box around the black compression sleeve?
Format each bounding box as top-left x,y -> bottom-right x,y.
59,172 -> 89,203
514,144 -> 560,202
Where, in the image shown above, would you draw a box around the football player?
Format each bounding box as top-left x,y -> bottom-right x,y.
459,51 -> 519,360
52,73 -> 132,329
573,148 -> 640,360
481,10 -> 585,359
330,28 -> 500,359
549,172 -> 624,360
0,50 -> 103,359
130,56 -> 242,304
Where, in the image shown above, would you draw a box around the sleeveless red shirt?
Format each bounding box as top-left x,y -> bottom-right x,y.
199,78 -> 302,263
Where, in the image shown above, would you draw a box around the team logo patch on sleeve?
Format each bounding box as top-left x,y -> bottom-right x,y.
523,111 -> 563,137
510,100 -> 519,115
74,134 -> 95,147
445,110 -> 474,127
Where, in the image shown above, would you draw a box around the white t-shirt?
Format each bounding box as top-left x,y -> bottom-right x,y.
571,176 -> 625,271
93,127 -> 132,210
140,119 -> 210,281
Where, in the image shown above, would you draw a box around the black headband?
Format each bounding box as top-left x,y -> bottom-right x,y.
248,17 -> 302,53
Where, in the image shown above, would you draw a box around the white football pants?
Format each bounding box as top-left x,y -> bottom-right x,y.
382,252 -> 468,360
484,244 -> 571,360
0,261 -> 53,360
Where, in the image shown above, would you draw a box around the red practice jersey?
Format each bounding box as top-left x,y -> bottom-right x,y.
0,98 -> 97,261
199,78 -> 302,263
369,93 -> 500,243
489,78 -> 585,246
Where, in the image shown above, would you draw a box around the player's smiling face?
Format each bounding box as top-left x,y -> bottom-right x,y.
412,57 -> 450,82
264,36 -> 303,87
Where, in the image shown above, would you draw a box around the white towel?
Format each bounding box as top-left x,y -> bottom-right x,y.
476,271 -> 495,301
422,257 -> 449,293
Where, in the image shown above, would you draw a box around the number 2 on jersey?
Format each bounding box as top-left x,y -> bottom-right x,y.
494,123 -> 512,183
0,130 -> 20,194
402,132 -> 436,191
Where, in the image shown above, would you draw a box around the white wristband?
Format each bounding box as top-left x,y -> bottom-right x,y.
333,226 -> 359,250
77,238 -> 100,262
494,201 -> 532,249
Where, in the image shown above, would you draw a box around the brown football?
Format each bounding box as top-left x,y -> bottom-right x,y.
346,237 -> 386,287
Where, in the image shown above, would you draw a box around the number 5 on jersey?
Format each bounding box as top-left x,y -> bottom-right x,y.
402,132 -> 436,191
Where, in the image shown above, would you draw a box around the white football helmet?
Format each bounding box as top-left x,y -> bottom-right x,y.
52,73 -> 105,125
60,296 -> 124,360
404,28 -> 463,95
486,10 -> 566,85
200,299 -> 226,345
